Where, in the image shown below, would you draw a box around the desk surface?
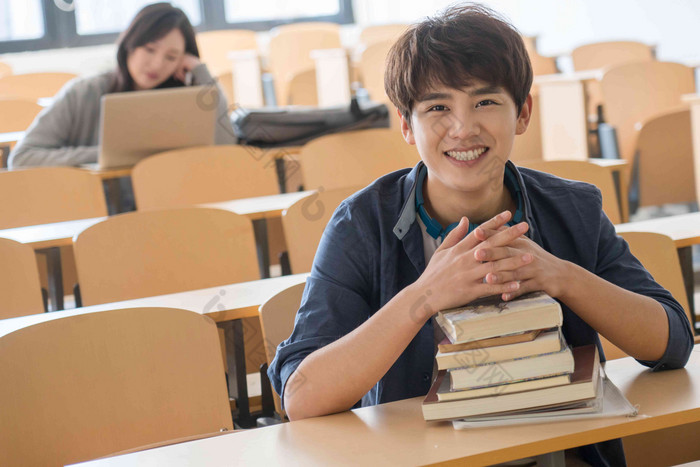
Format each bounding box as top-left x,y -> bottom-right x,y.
0,191 -> 315,249
0,130 -> 24,145
0,273 -> 308,339
73,349 -> 700,467
616,212 -> 700,248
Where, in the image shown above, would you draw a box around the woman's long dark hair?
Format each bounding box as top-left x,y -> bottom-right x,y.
110,2 -> 199,93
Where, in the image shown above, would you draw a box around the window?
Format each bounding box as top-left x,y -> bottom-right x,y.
74,0 -> 201,36
224,0 -> 339,23
0,0 -> 353,53
0,0 -> 44,41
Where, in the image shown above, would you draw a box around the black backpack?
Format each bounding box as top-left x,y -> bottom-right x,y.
231,98 -> 390,147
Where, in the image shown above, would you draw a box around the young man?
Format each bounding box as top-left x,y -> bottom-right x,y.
269,4 -> 693,464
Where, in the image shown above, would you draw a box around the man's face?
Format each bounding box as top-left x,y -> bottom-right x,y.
401,80 -> 531,199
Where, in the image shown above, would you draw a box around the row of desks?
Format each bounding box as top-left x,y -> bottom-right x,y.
0,190 -> 314,311
75,349 -> 700,466
0,273 -> 309,427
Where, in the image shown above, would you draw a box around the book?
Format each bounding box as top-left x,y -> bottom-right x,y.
452,372 -> 637,428
449,346 -> 574,391
437,328 -> 563,370
422,345 -> 600,422
435,292 -> 563,344
437,373 -> 571,402
438,329 -> 542,353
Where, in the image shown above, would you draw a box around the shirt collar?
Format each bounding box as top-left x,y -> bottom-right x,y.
393,160 -> 532,241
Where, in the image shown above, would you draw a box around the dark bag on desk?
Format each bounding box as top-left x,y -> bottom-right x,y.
231,98 -> 390,147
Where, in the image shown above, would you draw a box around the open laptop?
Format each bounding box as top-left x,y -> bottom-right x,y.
84,85 -> 216,170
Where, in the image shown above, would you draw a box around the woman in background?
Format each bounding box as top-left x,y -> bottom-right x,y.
9,2 -> 235,169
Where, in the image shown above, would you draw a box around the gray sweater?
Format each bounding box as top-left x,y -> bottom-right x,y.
9,64 -> 236,168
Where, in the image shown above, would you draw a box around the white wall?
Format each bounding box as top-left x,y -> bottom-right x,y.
2,0 -> 700,76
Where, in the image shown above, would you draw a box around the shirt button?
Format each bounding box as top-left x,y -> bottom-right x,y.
422,372 -> 430,382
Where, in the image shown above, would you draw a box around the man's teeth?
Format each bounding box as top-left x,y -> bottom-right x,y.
446,147 -> 487,161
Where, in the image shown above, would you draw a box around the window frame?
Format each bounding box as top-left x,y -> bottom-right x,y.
0,0 -> 354,54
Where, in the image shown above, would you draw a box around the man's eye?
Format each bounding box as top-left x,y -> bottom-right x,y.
476,99 -> 497,108
429,104 -> 448,111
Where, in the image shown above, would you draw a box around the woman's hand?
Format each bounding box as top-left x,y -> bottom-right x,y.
173,54 -> 202,83
410,211 -> 532,320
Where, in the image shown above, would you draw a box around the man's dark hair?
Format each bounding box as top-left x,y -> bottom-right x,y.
384,3 -> 533,125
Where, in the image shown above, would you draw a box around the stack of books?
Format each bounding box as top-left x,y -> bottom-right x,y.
422,292 -> 607,422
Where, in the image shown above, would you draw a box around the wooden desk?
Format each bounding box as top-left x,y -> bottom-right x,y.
73,349 -> 700,467
0,130 -> 24,168
588,158 -> 629,222
535,70 -> 604,162
0,273 -> 308,427
616,211 -> 700,329
0,191 -> 314,309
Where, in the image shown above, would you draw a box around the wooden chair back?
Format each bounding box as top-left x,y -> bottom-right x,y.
0,98 -> 42,132
509,89 -> 543,163
0,307 -> 233,466
600,61 -> 695,164
259,282 -> 306,415
0,167 -> 107,229
571,41 -> 654,71
0,72 -> 77,100
517,160 -> 622,224
0,61 -> 11,78
131,145 -> 280,211
357,39 -> 394,103
287,68 -> 318,106
282,186 -> 359,274
268,24 -> 341,105
0,238 -> 44,318
634,108 -> 695,207
196,29 -> 258,75
358,24 -> 408,47
73,207 -> 259,306
299,128 -> 420,191
601,231 -> 694,361
522,36 -> 558,76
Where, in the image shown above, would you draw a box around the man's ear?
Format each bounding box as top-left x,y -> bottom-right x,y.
515,93 -> 533,135
399,108 -> 416,145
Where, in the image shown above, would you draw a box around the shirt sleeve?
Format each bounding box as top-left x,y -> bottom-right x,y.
190,64 -> 238,145
8,80 -> 99,168
267,200 -> 375,404
594,207 -> 694,370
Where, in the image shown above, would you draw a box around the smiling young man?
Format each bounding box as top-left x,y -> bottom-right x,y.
269,4 -> 693,465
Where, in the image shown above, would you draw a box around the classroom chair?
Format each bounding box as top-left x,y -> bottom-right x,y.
259,281 -> 306,419
73,207 -> 258,306
298,128 -> 420,191
0,72 -> 77,100
0,307 -> 233,466
517,160 -> 622,224
571,41 -> 654,72
267,23 -> 341,106
131,145 -> 280,211
357,39 -> 394,103
196,29 -> 258,76
0,98 -> 43,133
600,61 -> 695,165
0,61 -> 12,78
632,108 -> 695,209
215,70 -> 235,107
0,167 -> 108,307
0,238 -> 46,318
509,89 -> 544,164
281,186 -> 360,274
287,68 -> 318,106
358,24 -> 408,48
0,167 -> 107,229
522,36 -> 558,76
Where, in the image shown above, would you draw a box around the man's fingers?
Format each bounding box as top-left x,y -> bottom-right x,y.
436,217 -> 470,251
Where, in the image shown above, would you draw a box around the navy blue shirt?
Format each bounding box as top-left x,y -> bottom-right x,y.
269,161 -> 693,465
